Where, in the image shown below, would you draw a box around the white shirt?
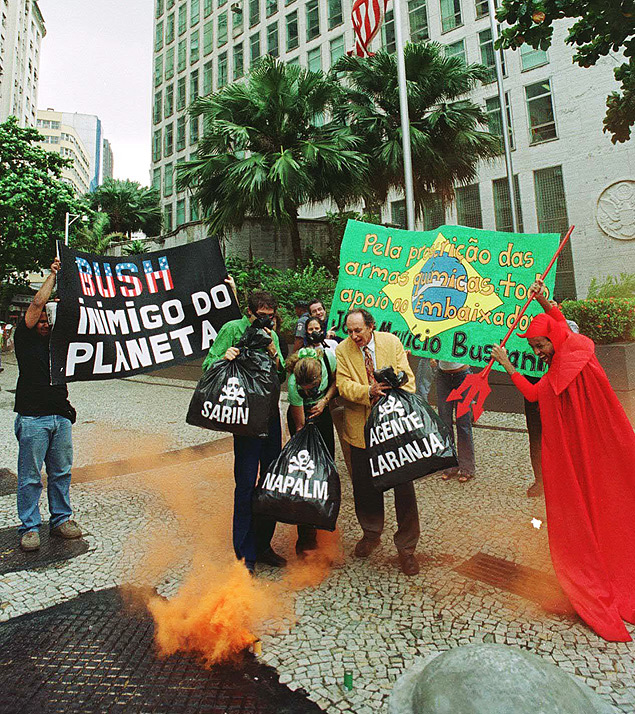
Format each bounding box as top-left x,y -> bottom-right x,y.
359,334 -> 377,368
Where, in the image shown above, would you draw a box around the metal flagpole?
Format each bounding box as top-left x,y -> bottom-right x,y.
391,0 -> 416,231
487,0 -> 519,232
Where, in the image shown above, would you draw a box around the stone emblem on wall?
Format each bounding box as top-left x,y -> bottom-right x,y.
597,180 -> 635,240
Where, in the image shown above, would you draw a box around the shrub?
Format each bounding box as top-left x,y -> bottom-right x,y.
561,298 -> 635,344
587,272 -> 635,299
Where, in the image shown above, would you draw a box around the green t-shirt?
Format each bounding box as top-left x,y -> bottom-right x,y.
288,350 -> 336,407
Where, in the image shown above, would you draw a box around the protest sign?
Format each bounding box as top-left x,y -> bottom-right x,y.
328,221 -> 561,376
50,240 -> 241,384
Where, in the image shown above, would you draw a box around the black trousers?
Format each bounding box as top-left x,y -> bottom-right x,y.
349,445 -> 420,555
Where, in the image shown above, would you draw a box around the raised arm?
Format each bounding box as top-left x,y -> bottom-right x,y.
491,344 -> 539,402
25,259 -> 60,328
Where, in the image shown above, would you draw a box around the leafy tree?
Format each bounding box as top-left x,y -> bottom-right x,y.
496,0 -> 635,143
89,179 -> 162,238
0,117 -> 88,283
177,56 -> 370,267
332,42 -> 502,217
70,213 -> 116,255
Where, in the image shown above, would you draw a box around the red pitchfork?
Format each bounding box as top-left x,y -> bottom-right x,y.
446,225 -> 575,422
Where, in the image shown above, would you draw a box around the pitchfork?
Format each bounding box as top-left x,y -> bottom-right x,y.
447,225 -> 575,422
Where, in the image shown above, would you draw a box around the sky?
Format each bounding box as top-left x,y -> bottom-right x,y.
37,0 -> 153,185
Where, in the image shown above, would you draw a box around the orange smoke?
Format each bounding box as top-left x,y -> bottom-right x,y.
283,530 -> 343,590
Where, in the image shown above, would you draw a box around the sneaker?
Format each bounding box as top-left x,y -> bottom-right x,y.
50,520 -> 82,539
20,530 -> 40,551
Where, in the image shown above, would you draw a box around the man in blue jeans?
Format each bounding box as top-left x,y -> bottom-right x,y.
14,258 -> 82,551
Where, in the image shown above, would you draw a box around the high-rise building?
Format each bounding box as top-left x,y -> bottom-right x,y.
150,0 -> 634,296
102,137 -> 114,180
59,112 -> 104,191
36,108 -> 92,194
0,0 -> 46,127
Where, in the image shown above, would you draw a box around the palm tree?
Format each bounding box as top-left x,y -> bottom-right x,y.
123,239 -> 147,256
177,56 -> 370,267
70,213 -> 119,255
89,179 -> 162,238
332,42 -> 502,217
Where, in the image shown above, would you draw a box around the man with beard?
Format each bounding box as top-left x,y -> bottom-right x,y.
14,258 -> 82,551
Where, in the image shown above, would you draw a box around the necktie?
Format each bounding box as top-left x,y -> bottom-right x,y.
363,346 -> 376,387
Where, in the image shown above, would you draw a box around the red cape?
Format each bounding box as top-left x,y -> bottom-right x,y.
512,309 -> 635,641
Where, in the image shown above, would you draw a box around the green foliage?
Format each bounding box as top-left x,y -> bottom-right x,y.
561,298 -> 635,344
70,212 -> 115,255
224,256 -> 278,304
496,0 -> 635,143
123,239 -> 148,256
89,179 -> 162,237
0,116 -> 88,283
587,273 -> 635,299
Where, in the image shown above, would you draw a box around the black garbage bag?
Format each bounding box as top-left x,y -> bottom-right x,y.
365,367 -> 457,491
253,421 -> 341,531
186,327 -> 280,438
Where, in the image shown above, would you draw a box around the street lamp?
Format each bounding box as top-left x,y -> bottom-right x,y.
64,212 -> 89,246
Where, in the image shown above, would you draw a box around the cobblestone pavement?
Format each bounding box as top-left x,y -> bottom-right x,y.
1,358 -> 633,713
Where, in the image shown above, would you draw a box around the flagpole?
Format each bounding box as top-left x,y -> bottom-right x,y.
392,0 -> 416,231
487,0 -> 518,232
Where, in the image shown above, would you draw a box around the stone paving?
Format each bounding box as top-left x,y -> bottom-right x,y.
1,355 -> 633,713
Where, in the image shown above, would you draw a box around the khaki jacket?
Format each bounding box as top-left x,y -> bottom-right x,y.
335,332 -> 415,449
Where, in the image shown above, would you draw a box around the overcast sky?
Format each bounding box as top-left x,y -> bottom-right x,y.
37,0 -> 153,185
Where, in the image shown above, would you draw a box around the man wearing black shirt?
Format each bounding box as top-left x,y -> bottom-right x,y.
14,258 -> 82,551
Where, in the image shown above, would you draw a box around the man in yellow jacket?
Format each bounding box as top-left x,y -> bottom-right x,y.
335,309 -> 420,575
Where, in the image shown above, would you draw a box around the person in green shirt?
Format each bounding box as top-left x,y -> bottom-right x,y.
202,289 -> 286,573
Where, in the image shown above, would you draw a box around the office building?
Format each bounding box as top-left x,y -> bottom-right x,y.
103,137 -> 114,180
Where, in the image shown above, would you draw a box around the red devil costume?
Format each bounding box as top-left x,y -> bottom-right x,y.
510,306 -> 635,641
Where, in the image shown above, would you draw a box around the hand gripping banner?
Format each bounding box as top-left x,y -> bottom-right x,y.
50,240 -> 241,384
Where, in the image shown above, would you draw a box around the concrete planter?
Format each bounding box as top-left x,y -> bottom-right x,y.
595,341 -> 635,425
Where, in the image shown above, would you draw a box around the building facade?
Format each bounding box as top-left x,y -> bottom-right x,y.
102,137 -> 114,180
150,0 -> 634,298
0,0 -> 45,127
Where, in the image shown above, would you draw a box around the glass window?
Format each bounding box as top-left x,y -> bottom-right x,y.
166,13 -> 175,42
204,0 -> 213,16
266,0 -> 277,16
328,0 -> 343,29
475,0 -> 488,18
176,198 -> 186,226
479,28 -> 505,81
178,2 -> 187,34
525,79 -> 557,144
153,167 -> 162,191
218,0 -> 227,6
153,91 -> 163,123
191,0 -> 200,25
203,60 -> 213,94
190,199 -> 200,221
455,184 -> 483,228
520,43 -> 548,71
165,122 -> 174,155
440,0 -> 462,32
153,129 -> 162,161
286,10 -> 298,51
492,175 -> 523,232
190,115 -> 200,143
164,83 -> 174,116
249,0 -> 260,26
250,32 -> 261,65
203,20 -> 213,54
178,39 -> 187,71
190,68 -> 199,99
445,38 -> 466,63
155,20 -> 164,51
288,56 -> 300,66
306,0 -> 319,42
383,9 -> 396,52
232,6 -> 243,37
218,11 -> 228,45
423,196 -> 445,229
267,22 -> 279,56
164,203 -> 173,231
308,45 -> 321,72
177,76 -> 187,109
391,200 -> 406,229
408,0 -> 428,42
330,34 -> 345,66
233,42 -> 244,79
190,29 -> 199,62
168,0 -> 175,7
177,115 -> 186,150
165,46 -> 175,78
156,0 -> 165,18
485,92 -> 514,148
218,51 -> 228,86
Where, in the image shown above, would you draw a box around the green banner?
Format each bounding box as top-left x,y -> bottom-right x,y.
328,221 -> 561,377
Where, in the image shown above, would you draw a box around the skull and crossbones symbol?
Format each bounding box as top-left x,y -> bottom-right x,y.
219,377 -> 246,405
288,449 -> 315,479
378,394 -> 406,419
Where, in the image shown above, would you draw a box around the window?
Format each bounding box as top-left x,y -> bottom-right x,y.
204,0 -> 213,16
492,175 -> 523,232
308,45 -> 321,72
455,184 -> 483,228
249,0 -> 260,26
153,91 -> 163,123
286,10 -> 298,51
155,20 -> 164,51
328,0 -> 343,29
177,76 -> 187,108
525,79 -> 556,143
218,51 -> 228,86
479,28 -> 505,81
250,32 -> 261,65
203,20 -> 213,54
190,199 -> 200,221
218,11 -> 227,45
153,167 -> 162,192
176,198 -> 186,226
168,0 -> 175,8
165,46 -> 175,79
190,116 -> 200,143
203,60 -> 213,94
177,115 -> 186,150
330,35 -> 345,66
232,6 -> 243,37
266,0 -> 277,16
445,38 -> 466,63
178,2 -> 187,34
233,42 -> 244,79
520,43 -> 548,71
440,0 -> 462,32
306,0 -> 319,41
485,92 -> 514,148
154,54 -> 164,86
288,56 -> 300,66
156,0 -> 165,18
190,68 -> 199,99
408,0 -> 428,42
190,29 -> 199,62
219,0 -> 227,5
391,200 -> 406,229
178,39 -> 187,71
165,122 -> 174,155
267,22 -> 279,56
164,83 -> 174,116
423,196 -> 445,229
153,129 -> 162,161
534,165 -> 576,299
166,12 -> 175,42
191,0 -> 200,25
383,9 -> 396,52
165,203 -> 173,231
475,0 -> 488,18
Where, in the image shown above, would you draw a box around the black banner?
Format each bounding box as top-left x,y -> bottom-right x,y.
50,240 -> 241,384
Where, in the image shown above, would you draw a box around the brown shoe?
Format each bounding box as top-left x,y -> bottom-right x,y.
398,552 -> 420,576
20,530 -> 40,551
354,537 -> 380,558
50,520 -> 82,539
